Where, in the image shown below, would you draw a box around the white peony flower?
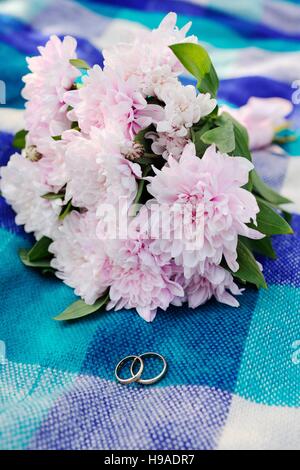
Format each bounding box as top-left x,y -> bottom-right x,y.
0,153 -> 62,239
156,82 -> 217,137
146,130 -> 191,160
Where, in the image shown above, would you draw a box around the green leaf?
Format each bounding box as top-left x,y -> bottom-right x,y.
13,129 -> 28,149
41,267 -> 56,276
54,293 -> 109,321
19,237 -> 53,269
134,126 -> 149,145
59,200 -> 73,221
69,58 -> 90,70
218,112 -> 253,190
133,166 -> 151,205
134,179 -> 146,205
136,155 -> 157,165
252,170 -> 292,205
146,97 -> 164,106
169,43 -> 219,97
27,236 -> 52,262
255,197 -> 293,235
52,135 -> 62,141
19,249 -> 52,268
134,125 -> 154,155
221,112 -> 252,161
71,122 -> 80,131
42,192 -> 64,200
191,120 -> 212,156
208,104 -> 219,118
282,210 -> 292,224
233,240 -> 267,289
201,118 -> 235,153
240,236 -> 277,260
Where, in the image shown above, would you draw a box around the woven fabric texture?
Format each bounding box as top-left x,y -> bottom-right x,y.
0,0 -> 299,450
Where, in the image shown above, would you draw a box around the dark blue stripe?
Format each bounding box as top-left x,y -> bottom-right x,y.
0,131 -> 15,167
0,14 -> 103,65
219,76 -> 295,106
181,75 -> 295,106
83,0 -> 300,41
0,132 -> 31,238
258,214 -> 300,288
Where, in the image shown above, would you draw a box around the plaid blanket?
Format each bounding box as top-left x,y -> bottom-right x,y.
0,0 -> 300,451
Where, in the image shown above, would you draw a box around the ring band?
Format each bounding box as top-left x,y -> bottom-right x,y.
115,355 -> 144,384
130,352 -> 167,385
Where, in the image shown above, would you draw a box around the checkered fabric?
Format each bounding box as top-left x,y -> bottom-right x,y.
0,0 -> 300,450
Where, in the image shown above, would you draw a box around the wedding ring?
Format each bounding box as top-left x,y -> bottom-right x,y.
130,352 -> 167,385
115,355 -> 144,384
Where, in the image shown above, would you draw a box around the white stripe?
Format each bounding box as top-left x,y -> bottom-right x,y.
0,0 -> 51,21
280,157 -> 300,214
31,0 -> 111,39
205,44 -> 300,82
218,394 -> 300,450
0,109 -> 24,134
183,0 -> 263,21
183,0 -> 300,34
91,19 -> 149,51
262,0 -> 300,35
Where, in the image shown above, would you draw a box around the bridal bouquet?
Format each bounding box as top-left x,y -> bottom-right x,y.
0,13 -> 293,322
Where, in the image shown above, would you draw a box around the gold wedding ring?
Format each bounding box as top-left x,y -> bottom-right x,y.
115,355 -> 144,385
115,352 -> 167,385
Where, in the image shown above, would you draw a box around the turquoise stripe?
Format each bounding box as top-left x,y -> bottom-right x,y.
206,0 -> 263,22
282,0 -> 300,4
0,0 -> 51,22
77,1 -> 300,52
283,133 -> 300,156
235,285 -> 300,407
0,42 -> 27,108
0,228 -> 101,373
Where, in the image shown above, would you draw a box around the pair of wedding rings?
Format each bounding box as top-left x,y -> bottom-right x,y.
115,352 -> 167,385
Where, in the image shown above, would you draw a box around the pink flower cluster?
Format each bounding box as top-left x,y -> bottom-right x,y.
221,97 -> 292,151
0,13 -> 267,322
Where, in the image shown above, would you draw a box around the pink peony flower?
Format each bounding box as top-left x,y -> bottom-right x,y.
106,230 -> 184,322
34,129 -> 78,191
64,126 -> 141,211
50,211 -> 112,305
64,66 -> 163,138
221,97 -> 293,150
172,262 -> 243,309
0,153 -> 62,239
146,143 -> 263,277
22,35 -> 80,149
103,12 -> 197,97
